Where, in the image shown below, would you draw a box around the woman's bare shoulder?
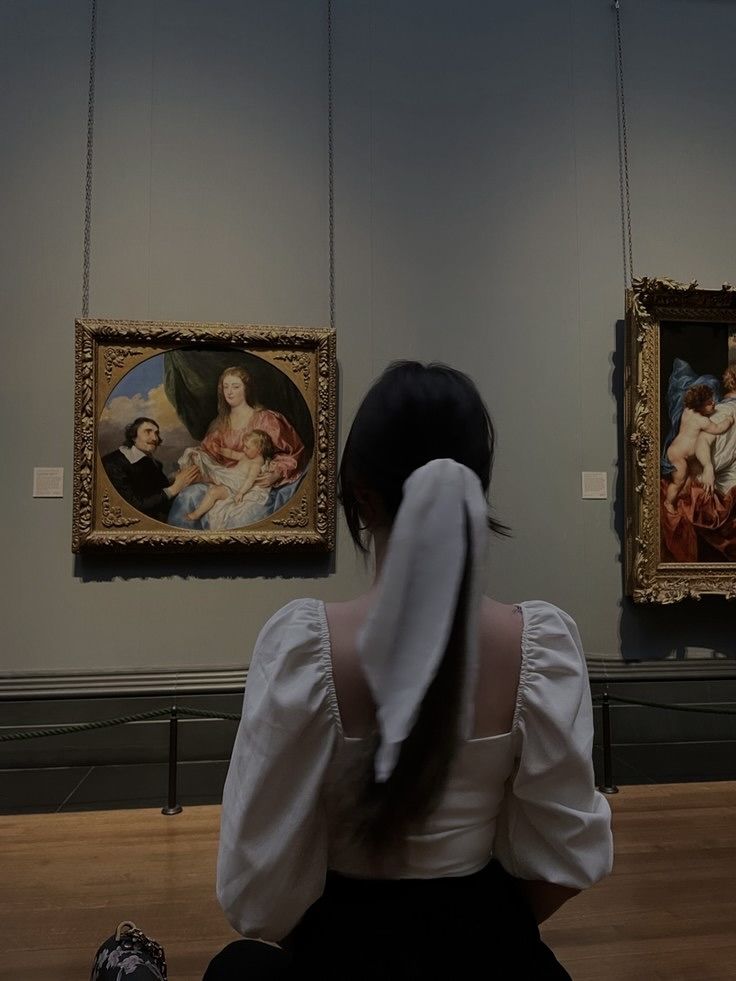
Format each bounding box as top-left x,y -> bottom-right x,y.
479,597 -> 523,650
324,596 -> 376,737
325,594 -> 372,622
324,595 -> 374,659
474,598 -> 523,737
325,595 -> 521,655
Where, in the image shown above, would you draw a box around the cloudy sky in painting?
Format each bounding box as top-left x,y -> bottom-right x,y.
98,355 -> 194,471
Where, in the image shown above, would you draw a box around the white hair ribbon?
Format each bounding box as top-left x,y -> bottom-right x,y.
356,458 -> 488,783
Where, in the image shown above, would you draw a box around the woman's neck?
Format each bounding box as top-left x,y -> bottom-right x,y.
371,527 -> 390,586
228,403 -> 254,428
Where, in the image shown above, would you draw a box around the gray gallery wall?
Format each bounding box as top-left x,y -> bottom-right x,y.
3,0 -> 736,680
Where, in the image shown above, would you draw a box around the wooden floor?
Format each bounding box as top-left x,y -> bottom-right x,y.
1,782 -> 735,980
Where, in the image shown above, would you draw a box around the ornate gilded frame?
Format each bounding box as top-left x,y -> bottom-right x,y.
625,278 -> 736,601
73,319 -> 337,552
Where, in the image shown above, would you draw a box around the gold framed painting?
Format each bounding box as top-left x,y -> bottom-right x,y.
626,278 -> 736,601
73,319 -> 337,552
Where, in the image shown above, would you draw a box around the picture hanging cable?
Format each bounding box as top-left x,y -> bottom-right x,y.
82,0 -> 99,318
614,0 -> 634,290
327,0 -> 336,330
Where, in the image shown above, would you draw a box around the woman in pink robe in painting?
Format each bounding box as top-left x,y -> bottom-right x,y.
175,365 -> 305,529
200,367 -> 303,484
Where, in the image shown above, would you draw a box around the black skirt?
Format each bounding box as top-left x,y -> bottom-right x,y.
204,860 -> 572,980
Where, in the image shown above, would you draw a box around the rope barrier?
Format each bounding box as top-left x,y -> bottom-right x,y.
176,707 -> 241,723
2,694 -> 735,744
592,693 -> 736,717
0,707 -> 241,743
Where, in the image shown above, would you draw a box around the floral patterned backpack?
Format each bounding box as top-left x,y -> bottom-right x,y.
90,921 -> 168,981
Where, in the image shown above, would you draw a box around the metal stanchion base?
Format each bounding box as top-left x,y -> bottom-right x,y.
599,785 -> 619,795
161,805 -> 183,815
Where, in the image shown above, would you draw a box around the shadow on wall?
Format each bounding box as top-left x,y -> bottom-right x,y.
73,550 -> 335,583
612,318 -> 736,661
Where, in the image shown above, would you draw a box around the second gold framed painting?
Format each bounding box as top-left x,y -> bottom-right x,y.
626,278 -> 736,601
73,319 -> 337,552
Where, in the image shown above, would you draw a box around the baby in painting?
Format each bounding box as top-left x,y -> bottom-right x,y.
665,383 -> 734,512
184,429 -> 275,525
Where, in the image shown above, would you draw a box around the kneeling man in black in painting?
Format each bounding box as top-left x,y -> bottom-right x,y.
102,417 -> 199,522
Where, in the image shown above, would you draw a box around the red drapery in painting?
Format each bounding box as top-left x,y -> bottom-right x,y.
660,478 -> 736,562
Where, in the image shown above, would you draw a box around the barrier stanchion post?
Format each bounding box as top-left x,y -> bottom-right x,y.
599,691 -> 619,795
162,705 -> 183,815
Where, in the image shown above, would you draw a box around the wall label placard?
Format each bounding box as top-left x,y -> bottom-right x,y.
33,467 -> 64,498
581,472 -> 608,500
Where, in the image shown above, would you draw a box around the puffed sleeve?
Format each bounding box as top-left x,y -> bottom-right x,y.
493,601 -> 613,889
216,598 -> 340,941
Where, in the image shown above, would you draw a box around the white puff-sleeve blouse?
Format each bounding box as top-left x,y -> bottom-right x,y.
216,598 -> 613,941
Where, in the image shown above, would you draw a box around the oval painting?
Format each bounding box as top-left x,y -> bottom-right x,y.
98,349 -> 313,529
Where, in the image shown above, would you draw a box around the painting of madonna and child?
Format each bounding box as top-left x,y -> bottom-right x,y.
660,321 -> 736,562
98,349 -> 314,533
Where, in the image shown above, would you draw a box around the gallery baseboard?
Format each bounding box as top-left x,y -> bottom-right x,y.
0,667 -> 248,700
585,655 -> 736,682
2,655 -> 736,702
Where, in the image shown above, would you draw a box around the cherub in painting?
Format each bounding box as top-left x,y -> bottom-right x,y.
185,429 -> 276,525
664,383 -> 734,512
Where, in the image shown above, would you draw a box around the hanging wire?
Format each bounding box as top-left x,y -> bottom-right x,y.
327,0 -> 336,330
82,0 -> 98,318
614,0 -> 634,289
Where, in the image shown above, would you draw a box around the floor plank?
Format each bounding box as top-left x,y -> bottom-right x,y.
541,783 -> 736,979
1,782 -> 735,980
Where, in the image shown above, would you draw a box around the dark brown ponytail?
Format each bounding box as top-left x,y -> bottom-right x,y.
353,510 -> 473,854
